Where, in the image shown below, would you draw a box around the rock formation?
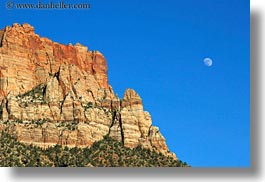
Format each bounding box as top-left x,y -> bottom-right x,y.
0,23 -> 176,159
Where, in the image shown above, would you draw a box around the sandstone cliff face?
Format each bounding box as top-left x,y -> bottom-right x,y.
0,23 -> 176,159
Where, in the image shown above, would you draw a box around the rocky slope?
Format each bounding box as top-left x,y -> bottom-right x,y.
0,23 -> 176,159
1,132 -> 189,167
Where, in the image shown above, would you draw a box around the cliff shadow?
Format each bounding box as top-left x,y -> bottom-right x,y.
8,11 -> 262,180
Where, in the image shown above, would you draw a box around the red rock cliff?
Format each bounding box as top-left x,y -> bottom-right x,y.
0,23 -> 176,159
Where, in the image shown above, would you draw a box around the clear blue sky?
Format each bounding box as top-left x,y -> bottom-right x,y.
0,0 -> 250,167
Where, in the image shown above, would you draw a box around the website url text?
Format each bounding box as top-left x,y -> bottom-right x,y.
6,0 -> 91,10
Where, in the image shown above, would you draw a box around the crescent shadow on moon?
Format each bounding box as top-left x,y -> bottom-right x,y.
203,58 -> 213,67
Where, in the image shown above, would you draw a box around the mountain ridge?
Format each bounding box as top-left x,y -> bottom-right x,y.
0,23 -> 178,162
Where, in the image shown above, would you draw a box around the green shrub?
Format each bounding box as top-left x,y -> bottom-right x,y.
83,102 -> 93,110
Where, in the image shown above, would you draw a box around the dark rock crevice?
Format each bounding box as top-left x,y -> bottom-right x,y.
42,85 -> 47,100
45,52 -> 53,74
5,99 -> 9,119
0,103 -> 3,119
109,110 -> 116,131
60,94 -> 68,115
0,30 -> 4,47
54,69 -> 60,81
118,113 -> 124,145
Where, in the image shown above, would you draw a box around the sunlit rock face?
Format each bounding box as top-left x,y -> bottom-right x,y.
0,23 -> 176,159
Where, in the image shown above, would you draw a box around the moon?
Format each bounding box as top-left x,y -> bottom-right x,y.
203,57 -> 213,67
